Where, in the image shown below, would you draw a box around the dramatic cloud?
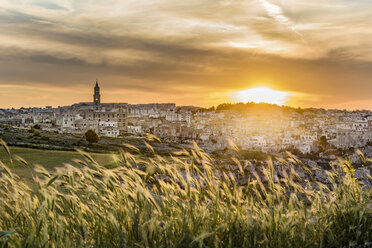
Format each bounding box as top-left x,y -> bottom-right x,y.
0,0 -> 372,109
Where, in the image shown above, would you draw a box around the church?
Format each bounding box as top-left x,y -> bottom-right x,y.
60,80 -> 178,137
93,80 -> 101,110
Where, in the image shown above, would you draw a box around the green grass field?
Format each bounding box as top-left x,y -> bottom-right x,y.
0,147 -> 116,167
0,146 -> 117,187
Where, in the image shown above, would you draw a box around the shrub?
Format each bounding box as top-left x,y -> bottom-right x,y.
319,135 -> 329,150
85,129 -> 99,143
29,127 -> 36,133
40,136 -> 50,141
33,130 -> 41,137
240,150 -> 268,161
33,124 -> 41,129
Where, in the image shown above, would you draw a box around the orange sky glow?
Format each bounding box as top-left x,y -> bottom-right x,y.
1,0 -> 372,109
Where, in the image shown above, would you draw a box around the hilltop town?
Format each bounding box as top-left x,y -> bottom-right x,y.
1,81 -> 372,157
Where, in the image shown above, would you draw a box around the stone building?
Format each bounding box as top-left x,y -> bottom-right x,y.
93,80 -> 101,110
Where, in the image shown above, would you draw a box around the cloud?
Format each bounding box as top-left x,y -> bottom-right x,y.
33,1 -> 68,11
257,0 -> 290,24
256,0 -> 305,43
0,0 -> 372,108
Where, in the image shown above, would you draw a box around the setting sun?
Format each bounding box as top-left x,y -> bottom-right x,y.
234,87 -> 290,105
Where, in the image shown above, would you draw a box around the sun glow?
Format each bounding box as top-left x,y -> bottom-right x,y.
234,87 -> 290,105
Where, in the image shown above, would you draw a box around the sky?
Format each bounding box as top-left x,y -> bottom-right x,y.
0,0 -> 372,109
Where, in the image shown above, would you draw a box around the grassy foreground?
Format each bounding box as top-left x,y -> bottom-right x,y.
0,140 -> 372,247
0,146 -> 118,188
0,147 -> 116,168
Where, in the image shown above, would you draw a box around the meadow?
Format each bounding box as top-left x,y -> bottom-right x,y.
0,139 -> 371,247
0,146 -> 117,188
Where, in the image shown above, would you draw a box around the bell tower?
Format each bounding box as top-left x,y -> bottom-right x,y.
93,80 -> 101,108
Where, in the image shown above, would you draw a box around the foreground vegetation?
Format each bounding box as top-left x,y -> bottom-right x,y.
0,146 -> 117,188
0,139 -> 371,247
0,147 -> 116,168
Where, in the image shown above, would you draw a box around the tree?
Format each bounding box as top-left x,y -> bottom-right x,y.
319,136 -> 328,150
33,124 -> 41,129
85,129 -> 99,143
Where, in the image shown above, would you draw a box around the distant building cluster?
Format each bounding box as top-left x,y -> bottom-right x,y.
2,82 -> 372,154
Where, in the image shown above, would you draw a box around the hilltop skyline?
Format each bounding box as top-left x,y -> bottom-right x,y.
1,0 -> 372,109
2,80 -> 372,112
3,81 -> 371,113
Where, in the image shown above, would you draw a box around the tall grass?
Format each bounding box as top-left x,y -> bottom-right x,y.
0,139 -> 371,247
